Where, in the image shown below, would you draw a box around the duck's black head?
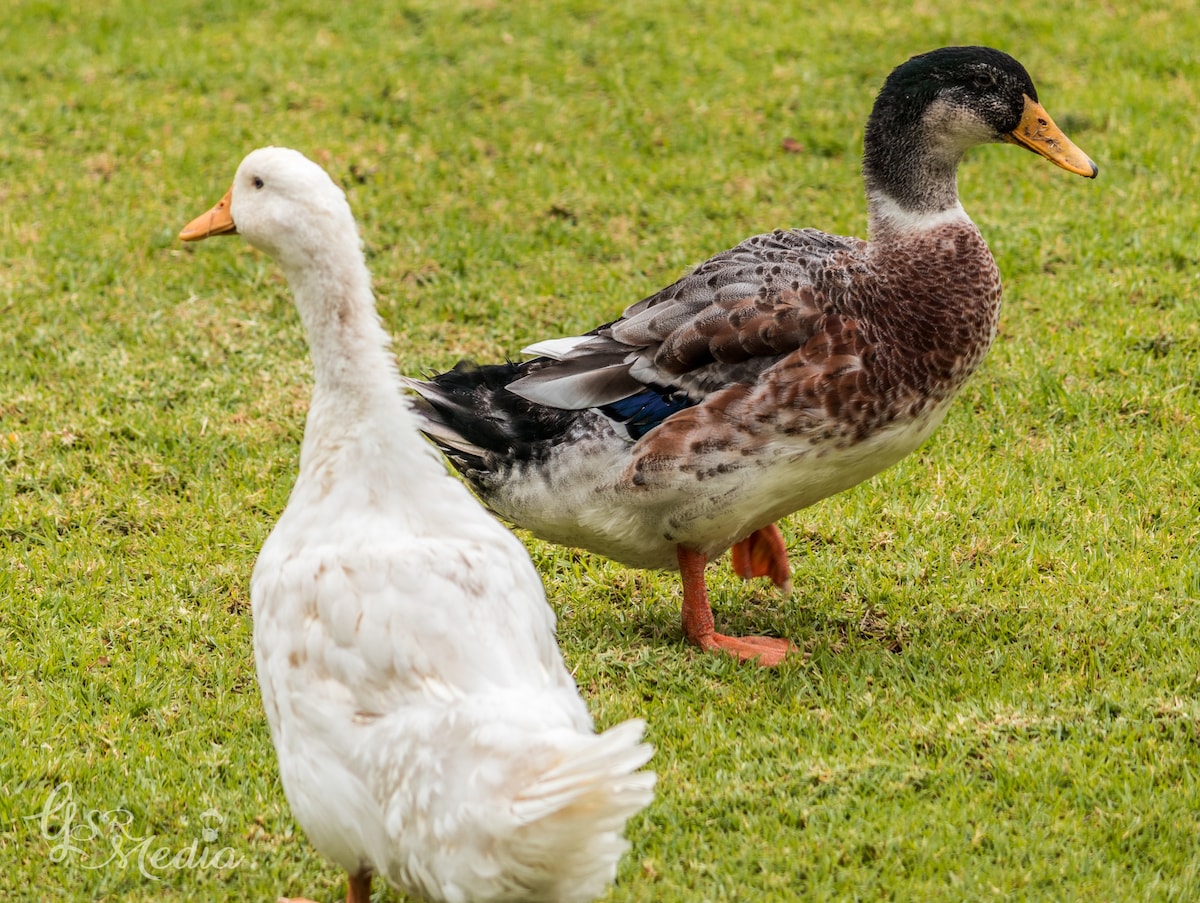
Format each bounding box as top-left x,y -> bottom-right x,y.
863,46 -> 1096,221
873,47 -> 1037,140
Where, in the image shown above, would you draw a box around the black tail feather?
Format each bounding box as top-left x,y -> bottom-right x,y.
407,360 -> 582,473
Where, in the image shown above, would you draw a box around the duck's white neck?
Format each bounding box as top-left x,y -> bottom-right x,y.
287,250 -> 394,392
867,194 -> 971,240
278,238 -> 439,479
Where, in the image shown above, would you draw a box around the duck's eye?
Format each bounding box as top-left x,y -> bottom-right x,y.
971,71 -> 998,91
253,176 -> 264,189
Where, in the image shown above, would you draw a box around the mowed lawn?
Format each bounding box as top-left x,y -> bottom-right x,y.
2,0 -> 1199,899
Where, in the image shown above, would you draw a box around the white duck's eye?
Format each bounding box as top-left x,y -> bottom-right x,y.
253,176 -> 264,189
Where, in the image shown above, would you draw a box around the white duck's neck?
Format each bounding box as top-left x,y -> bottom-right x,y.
280,239 -> 442,483
289,250 -> 393,391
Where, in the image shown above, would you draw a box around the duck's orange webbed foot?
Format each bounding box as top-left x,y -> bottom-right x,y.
730,524 -> 793,593
678,545 -> 795,668
694,632 -> 794,667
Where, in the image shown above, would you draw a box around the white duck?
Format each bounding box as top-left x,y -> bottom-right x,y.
179,147 -> 655,903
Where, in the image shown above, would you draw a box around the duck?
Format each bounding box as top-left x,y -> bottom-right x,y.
402,46 -> 1098,667
179,147 -> 655,903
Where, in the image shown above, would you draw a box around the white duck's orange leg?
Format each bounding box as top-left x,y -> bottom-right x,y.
347,870 -> 371,903
677,546 -> 793,667
730,524 -> 793,593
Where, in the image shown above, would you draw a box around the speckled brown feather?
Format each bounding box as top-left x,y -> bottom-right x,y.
568,221 -> 999,496
605,229 -> 866,396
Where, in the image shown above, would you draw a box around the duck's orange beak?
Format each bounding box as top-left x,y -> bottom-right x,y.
179,187 -> 237,241
1002,95 -> 1097,179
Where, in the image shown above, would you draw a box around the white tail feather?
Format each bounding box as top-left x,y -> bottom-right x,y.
376,707 -> 654,903
501,718 -> 656,902
521,336 -> 591,359
514,719 -> 654,822
508,362 -> 640,409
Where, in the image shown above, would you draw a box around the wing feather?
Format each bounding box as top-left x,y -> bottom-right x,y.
512,228 -> 867,411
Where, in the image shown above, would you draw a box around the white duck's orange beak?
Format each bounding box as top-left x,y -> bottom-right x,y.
179,187 -> 238,241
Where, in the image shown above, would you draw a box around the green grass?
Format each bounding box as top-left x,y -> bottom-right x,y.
2,0 -> 1199,899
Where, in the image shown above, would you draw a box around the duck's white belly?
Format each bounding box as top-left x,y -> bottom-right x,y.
493,402 -> 952,570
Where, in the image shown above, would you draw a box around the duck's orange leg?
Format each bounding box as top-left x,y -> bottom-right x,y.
347,870 -> 371,903
677,546 -> 793,667
730,524 -> 793,593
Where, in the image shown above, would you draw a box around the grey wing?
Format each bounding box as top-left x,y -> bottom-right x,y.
510,228 -> 867,408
